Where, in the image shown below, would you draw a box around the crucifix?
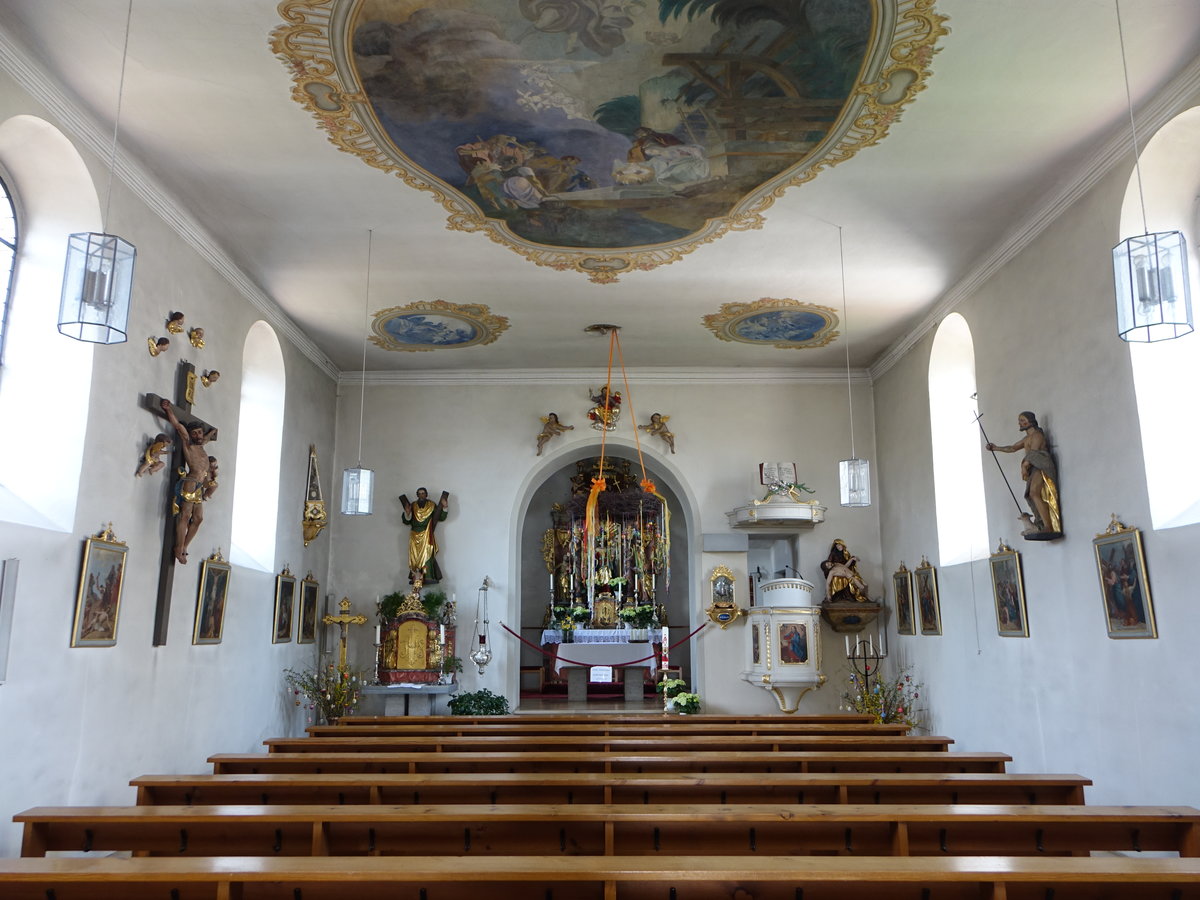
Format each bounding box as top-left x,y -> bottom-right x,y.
323,597 -> 368,668
142,361 -> 219,646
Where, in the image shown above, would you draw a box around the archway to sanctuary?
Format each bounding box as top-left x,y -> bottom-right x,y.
512,440 -> 698,710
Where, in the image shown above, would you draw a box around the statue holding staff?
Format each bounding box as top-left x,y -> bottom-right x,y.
400,487 -> 449,586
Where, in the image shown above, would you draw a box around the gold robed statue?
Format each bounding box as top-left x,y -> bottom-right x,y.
400,487 -> 449,586
821,538 -> 871,604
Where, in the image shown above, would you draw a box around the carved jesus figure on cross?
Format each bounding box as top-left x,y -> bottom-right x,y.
160,398 -> 217,564
323,597 -> 367,668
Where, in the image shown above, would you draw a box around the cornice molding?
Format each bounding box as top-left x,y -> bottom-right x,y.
339,367 -> 874,388
870,55 -> 1200,381
0,28 -> 340,382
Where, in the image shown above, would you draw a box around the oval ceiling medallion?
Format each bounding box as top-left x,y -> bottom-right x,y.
273,0 -> 946,282
703,299 -> 839,349
370,301 -> 510,352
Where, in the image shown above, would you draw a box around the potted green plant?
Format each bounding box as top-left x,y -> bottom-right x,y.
379,591 -> 406,621
421,590 -> 447,621
447,688 -> 510,716
570,605 -> 591,624
440,654 -> 463,684
656,677 -> 687,699
673,692 -> 701,715
619,604 -> 656,628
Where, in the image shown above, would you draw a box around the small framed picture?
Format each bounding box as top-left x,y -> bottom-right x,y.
1094,516 -> 1156,639
297,572 -> 319,644
915,557 -> 941,636
989,542 -> 1029,637
893,563 -> 915,636
193,552 -> 231,645
273,567 -> 296,643
71,525 -> 128,648
777,622 -> 808,664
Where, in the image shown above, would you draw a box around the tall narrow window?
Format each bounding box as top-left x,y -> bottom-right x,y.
0,176 -> 17,365
928,313 -> 989,565
1122,106 -> 1200,530
230,322 -> 286,571
0,116 -> 97,531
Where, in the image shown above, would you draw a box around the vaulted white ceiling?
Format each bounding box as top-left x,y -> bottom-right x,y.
1,0 -> 1198,377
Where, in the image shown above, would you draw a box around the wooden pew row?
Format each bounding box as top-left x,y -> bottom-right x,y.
339,714 -> 877,725
131,772 -> 1091,806
212,749 -> 1012,775
306,722 -> 913,738
263,734 -> 955,754
18,803 -> 1200,859
4,854 -> 1200,899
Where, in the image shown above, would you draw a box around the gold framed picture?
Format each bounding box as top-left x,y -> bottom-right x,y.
1094,516 -> 1156,639
297,572 -> 319,644
915,557 -> 941,636
273,567 -> 296,643
193,552 -> 231,645
990,542 -> 1029,637
70,525 -> 128,648
892,563 -> 915,636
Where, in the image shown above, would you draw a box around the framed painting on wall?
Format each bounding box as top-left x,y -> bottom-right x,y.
193,551 -> 231,645
915,557 -> 941,636
70,525 -> 127,648
989,541 -> 1029,637
273,567 -> 296,643
778,623 -> 808,664
892,563 -> 915,636
1093,515 -> 1156,639
297,572 -> 319,644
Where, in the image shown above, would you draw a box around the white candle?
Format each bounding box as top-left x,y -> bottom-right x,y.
439,624 -> 445,646
845,635 -> 850,656
375,624 -> 381,645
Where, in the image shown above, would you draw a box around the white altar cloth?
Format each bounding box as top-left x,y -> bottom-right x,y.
541,628 -> 632,644
553,641 -> 657,675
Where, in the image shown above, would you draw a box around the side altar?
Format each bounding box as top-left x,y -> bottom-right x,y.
376,589 -> 457,686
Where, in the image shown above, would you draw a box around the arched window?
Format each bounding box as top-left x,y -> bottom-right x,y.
1122,106 -> 1200,530
0,176 -> 17,365
928,313 -> 989,565
229,322 -> 286,571
0,116 -> 98,531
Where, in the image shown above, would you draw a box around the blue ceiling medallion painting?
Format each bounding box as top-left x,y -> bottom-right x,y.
273,0 -> 947,282
370,300 -> 510,352
703,299 -> 839,349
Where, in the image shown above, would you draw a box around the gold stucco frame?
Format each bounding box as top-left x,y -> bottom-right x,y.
272,0 -> 947,283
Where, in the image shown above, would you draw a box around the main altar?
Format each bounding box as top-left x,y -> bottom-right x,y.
536,459 -> 670,701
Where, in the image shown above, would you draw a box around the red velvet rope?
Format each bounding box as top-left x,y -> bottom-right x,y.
499,621 -> 709,669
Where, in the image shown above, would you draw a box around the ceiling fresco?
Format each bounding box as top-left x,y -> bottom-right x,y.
370,300 -> 510,351
274,0 -> 945,281
702,299 -> 838,349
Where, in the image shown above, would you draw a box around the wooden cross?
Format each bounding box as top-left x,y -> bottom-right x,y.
142,361 -> 218,646
323,597 -> 367,668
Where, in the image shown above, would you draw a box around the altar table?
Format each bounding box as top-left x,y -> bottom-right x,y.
360,683 -> 455,717
551,642 -> 658,703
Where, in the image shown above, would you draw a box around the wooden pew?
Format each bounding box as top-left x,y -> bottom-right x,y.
339,714 -> 877,725
305,721 -> 914,738
262,734 -> 955,754
18,803 -> 1200,859
212,749 -> 1012,775
131,771 -> 1091,806
4,854 -> 1200,899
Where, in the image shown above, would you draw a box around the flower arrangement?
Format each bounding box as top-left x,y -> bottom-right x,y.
619,604 -> 656,628
656,678 -> 687,698
843,666 -> 924,727
570,605 -> 591,624
673,692 -> 701,714
284,662 -> 369,724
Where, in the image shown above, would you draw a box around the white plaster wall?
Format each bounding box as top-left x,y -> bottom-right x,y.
0,74 -> 338,856
873,105 -> 1200,806
329,379 -> 880,718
